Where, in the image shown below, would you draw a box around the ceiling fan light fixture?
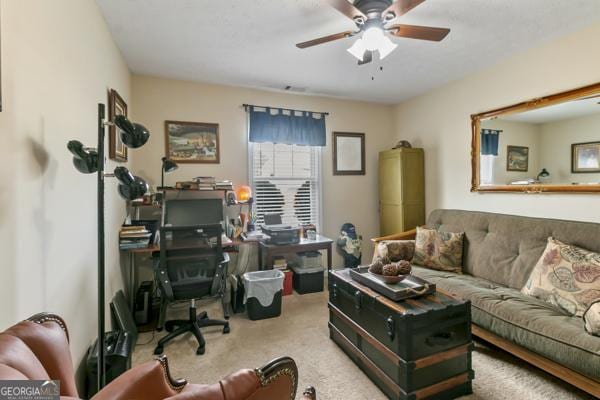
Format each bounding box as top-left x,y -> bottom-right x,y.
348,27 -> 398,61
378,35 -> 398,59
362,27 -> 385,51
347,38 -> 366,61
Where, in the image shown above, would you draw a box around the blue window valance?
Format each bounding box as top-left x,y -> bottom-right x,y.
248,106 -> 327,146
481,129 -> 501,156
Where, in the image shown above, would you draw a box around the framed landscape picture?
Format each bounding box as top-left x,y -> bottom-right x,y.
572,141 -> 600,173
165,120 -> 220,164
506,145 -> 528,172
108,89 -> 128,162
333,132 -> 365,175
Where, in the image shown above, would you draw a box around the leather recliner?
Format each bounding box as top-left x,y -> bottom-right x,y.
0,313 -> 316,400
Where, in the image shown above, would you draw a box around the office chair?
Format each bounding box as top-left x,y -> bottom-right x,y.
154,224 -> 230,355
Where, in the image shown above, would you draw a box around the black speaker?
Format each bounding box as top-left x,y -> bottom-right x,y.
135,281 -> 153,325
86,330 -> 133,397
110,290 -> 138,344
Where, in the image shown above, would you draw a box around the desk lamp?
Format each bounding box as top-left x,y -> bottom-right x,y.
536,168 -> 550,182
160,157 -> 179,189
66,105 -> 150,391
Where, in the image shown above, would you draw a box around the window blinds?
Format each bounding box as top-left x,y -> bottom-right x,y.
250,142 -> 321,228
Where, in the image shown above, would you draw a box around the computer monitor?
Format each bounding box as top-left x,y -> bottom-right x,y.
164,199 -> 223,226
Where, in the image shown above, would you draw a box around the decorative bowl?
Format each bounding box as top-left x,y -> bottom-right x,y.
368,267 -> 407,284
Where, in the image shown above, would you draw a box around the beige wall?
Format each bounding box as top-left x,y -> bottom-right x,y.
0,0 -> 131,385
393,22 -> 600,222
481,119 -> 541,184
131,75 -> 395,264
4,1 -> 599,387
540,113 -> 600,183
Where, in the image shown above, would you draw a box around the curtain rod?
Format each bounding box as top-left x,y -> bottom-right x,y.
243,103 -> 329,116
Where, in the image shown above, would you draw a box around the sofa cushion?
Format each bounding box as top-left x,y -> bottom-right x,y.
412,266 -> 600,381
521,237 -> 600,316
412,226 -> 464,273
426,209 -> 600,290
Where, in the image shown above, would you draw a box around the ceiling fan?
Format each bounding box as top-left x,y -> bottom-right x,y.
296,0 -> 450,65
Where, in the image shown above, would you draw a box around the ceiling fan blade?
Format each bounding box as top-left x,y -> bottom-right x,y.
382,0 -> 426,18
326,0 -> 366,21
296,31 -> 353,48
387,24 -> 450,41
358,50 -> 373,65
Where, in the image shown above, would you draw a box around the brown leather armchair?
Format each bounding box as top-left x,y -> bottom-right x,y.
0,313 -> 316,400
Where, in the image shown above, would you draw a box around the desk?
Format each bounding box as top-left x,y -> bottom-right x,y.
123,239 -> 254,310
258,235 -> 334,271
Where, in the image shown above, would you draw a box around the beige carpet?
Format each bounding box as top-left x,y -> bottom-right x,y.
133,291 -> 592,400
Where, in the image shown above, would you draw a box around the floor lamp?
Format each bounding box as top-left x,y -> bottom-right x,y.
67,103 -> 150,390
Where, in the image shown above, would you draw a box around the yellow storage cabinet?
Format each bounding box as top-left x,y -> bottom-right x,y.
378,148 -> 425,236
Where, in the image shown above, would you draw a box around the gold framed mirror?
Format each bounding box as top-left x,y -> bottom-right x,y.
471,82 -> 600,193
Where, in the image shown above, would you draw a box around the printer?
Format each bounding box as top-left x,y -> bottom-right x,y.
261,224 -> 301,245
261,214 -> 301,245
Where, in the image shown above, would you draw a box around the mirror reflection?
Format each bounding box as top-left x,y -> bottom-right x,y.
480,94 -> 600,186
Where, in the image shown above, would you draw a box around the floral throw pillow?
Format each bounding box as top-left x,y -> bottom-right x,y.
521,237 -> 600,317
412,226 -> 464,274
376,240 -> 415,262
584,300 -> 600,336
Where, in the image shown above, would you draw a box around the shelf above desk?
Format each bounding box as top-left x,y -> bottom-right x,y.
159,187 -> 229,192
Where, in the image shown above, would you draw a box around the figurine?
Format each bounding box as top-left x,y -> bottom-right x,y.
336,223 -> 362,268
393,140 -> 412,149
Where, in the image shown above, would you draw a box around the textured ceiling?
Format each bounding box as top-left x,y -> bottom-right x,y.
503,96 -> 600,124
96,0 -> 600,103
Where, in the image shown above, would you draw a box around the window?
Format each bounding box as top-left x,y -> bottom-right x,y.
250,142 -> 321,229
480,154 -> 495,185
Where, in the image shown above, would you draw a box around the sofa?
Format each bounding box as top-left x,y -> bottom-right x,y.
373,209 -> 600,398
0,313 -> 316,400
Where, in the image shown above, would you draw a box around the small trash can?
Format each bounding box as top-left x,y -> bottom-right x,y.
243,270 -> 284,320
290,265 -> 324,294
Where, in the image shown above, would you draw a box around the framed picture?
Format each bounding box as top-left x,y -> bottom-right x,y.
333,132 -> 365,175
165,120 -> 220,164
108,89 -> 128,162
572,141 -> 600,173
506,145 -> 529,172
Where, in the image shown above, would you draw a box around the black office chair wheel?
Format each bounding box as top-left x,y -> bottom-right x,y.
223,324 -> 230,334
153,345 -> 164,355
196,345 -> 205,355
165,323 -> 175,333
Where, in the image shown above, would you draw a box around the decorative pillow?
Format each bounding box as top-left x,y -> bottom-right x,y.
584,300 -> 600,336
521,237 -> 600,317
412,226 -> 464,273
376,240 -> 415,262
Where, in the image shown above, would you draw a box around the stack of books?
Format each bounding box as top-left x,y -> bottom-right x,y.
193,176 -> 216,190
215,180 -> 233,190
119,225 -> 152,250
273,256 -> 288,270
